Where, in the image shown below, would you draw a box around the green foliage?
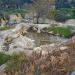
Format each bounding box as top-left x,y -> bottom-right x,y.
0,0 -> 32,9
48,26 -> 71,37
0,52 -> 10,65
0,8 -> 27,19
56,8 -> 75,21
0,26 -> 10,31
13,46 -> 17,48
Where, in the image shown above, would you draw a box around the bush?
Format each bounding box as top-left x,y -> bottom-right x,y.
0,52 -> 10,65
55,8 -> 75,22
0,25 -> 10,31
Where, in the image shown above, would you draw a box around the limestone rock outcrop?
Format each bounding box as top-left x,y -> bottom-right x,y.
0,23 -> 35,53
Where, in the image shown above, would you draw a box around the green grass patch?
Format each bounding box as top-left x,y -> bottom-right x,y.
0,52 -> 10,65
0,26 -> 10,31
48,26 -> 71,37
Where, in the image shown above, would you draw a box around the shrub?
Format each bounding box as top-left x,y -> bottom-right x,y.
0,52 -> 10,65
0,25 -> 10,31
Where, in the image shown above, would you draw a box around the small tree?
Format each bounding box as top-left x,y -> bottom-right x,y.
32,0 -> 55,23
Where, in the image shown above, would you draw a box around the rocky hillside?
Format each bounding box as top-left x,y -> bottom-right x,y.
0,32 -> 75,75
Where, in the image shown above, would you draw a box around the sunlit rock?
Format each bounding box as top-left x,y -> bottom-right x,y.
34,47 -> 41,53
49,43 -> 55,47
14,35 -> 35,49
60,46 -> 68,50
65,19 -> 75,26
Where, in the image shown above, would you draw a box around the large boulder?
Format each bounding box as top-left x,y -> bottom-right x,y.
3,23 -> 29,40
9,35 -> 35,51
65,19 -> 75,26
0,23 -> 35,53
1,35 -> 35,54
15,23 -> 29,35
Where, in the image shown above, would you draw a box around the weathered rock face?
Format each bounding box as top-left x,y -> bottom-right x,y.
4,23 -> 30,39
15,23 -> 29,35
0,23 -> 35,53
1,36 -> 35,55
1,36 -> 75,75
33,43 -> 68,56
65,19 -> 75,26
9,35 -> 35,49
33,35 -> 75,56
1,35 -> 75,75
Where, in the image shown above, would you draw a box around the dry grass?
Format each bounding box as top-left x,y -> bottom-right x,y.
4,37 -> 75,75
